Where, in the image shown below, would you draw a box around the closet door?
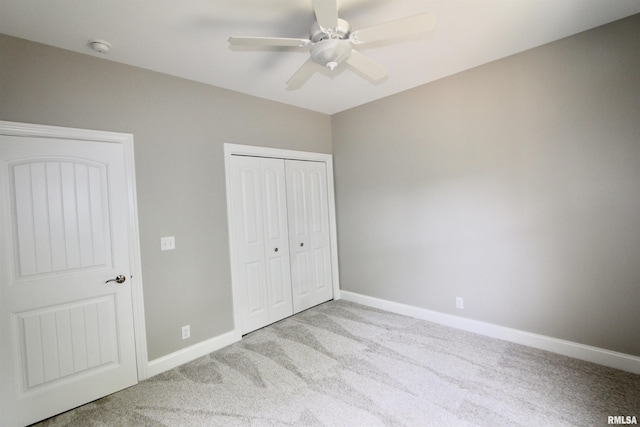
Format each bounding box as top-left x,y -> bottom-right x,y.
229,156 -> 293,334
260,158 -> 294,324
286,160 -> 333,313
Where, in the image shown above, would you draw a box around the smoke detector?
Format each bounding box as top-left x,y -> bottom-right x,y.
90,40 -> 111,54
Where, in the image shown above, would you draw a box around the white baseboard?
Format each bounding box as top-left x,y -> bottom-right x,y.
145,330 -> 241,379
339,291 -> 640,375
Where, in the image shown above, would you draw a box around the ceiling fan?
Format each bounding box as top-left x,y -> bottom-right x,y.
228,0 -> 436,89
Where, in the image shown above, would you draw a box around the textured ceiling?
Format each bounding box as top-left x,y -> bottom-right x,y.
1,0 -> 639,114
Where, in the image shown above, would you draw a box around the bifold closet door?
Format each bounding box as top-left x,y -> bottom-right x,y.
229,155 -> 293,334
285,160 -> 333,313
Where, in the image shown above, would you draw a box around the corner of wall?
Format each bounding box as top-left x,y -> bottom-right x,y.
145,330 -> 241,379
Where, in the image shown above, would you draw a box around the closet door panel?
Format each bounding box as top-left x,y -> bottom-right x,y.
307,163 -> 333,304
246,261 -> 267,317
293,251 -> 311,298
260,159 -> 294,324
286,164 -> 310,313
287,168 -> 307,236
312,247 -> 331,297
286,160 -> 333,313
230,156 -> 269,334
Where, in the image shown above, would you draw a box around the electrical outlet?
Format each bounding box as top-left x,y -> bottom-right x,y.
161,236 -> 175,251
456,297 -> 464,310
181,325 -> 190,340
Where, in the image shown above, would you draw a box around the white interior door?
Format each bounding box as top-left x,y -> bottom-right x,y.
229,155 -> 293,334
286,160 -> 333,313
0,135 -> 138,427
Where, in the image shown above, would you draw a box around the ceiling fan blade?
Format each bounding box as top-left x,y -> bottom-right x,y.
228,36 -> 310,48
286,58 -> 319,90
350,12 -> 436,44
346,50 -> 387,81
312,0 -> 338,30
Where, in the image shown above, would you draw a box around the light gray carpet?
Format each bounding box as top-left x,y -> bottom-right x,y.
35,300 -> 639,426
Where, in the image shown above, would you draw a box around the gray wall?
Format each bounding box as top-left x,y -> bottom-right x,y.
0,34 -> 332,360
332,14 -> 640,357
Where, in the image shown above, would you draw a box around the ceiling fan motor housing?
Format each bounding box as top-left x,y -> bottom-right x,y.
310,18 -> 352,69
310,18 -> 350,42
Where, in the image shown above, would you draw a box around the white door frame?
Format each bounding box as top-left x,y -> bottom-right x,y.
0,120 -> 149,380
224,143 -> 341,336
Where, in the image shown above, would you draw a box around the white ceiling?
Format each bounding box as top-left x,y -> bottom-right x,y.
1,0 -> 639,114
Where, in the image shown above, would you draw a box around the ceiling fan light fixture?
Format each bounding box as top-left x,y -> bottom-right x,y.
310,39 -> 352,70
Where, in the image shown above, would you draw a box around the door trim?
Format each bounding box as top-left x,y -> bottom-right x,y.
223,143 -> 341,336
0,120 -> 149,380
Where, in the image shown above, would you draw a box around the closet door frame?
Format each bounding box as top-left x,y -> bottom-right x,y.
224,143 -> 341,336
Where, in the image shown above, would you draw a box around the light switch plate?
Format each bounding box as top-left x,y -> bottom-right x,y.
161,236 -> 175,251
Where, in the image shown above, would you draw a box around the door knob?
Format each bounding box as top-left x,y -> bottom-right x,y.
105,275 -> 126,284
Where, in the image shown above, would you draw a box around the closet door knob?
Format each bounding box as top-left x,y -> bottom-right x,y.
274,247 -> 279,252
300,242 -> 304,247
